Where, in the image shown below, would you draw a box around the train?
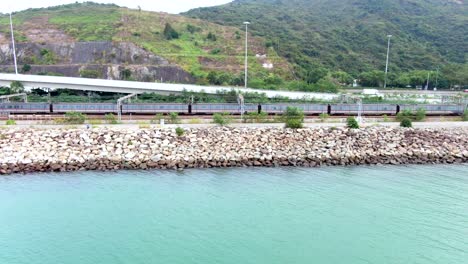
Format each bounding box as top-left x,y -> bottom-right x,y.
0,102 -> 466,116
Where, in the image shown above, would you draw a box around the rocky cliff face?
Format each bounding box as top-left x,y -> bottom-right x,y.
0,41 -> 196,83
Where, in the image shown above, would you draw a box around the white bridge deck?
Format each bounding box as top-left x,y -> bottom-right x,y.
0,73 -> 338,100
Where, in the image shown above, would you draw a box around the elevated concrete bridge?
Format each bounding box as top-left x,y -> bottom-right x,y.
0,73 -> 339,100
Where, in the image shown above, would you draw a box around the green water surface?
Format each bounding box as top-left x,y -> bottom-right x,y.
0,165 -> 467,264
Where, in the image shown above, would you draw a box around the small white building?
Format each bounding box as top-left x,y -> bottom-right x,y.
362,89 -> 380,96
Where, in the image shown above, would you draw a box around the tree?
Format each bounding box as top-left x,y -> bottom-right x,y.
359,71 -> 385,87
306,66 -> 328,84
163,23 -> 179,40
331,71 -> 353,85
10,81 -> 24,94
315,77 -> 339,93
408,70 -> 428,87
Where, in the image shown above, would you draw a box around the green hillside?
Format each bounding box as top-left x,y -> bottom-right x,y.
0,2 -> 294,87
185,0 -> 468,88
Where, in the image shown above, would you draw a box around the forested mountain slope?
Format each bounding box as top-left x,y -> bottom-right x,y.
185,0 -> 467,87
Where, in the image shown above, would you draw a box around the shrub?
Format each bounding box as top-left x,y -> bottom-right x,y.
319,113 -> 329,122
210,48 -> 221,55
283,107 -> 304,129
22,64 -> 31,72
207,32 -> 217,41
120,68 -> 132,80
245,111 -> 268,123
347,117 -> 359,129
6,119 -> 16,126
105,113 -> 118,124
396,109 -> 413,122
400,118 -> 413,128
463,110 -> 468,121
213,113 -> 231,126
415,108 -> 426,121
64,112 -> 86,124
151,114 -> 164,124
163,23 -> 179,40
175,127 -> 185,137
397,109 -> 426,122
80,69 -> 101,79
169,112 -> 181,124
186,24 -> 200,34
285,119 -> 303,129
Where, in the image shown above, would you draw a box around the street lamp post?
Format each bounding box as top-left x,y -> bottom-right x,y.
243,22 -> 250,89
9,12 -> 18,75
383,34 -> 392,89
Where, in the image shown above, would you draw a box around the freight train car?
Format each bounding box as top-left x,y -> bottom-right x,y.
191,103 -> 258,114
260,104 -> 328,114
52,103 -> 118,114
330,104 -> 397,115
0,103 -> 50,114
399,104 -> 464,115
122,103 -> 188,114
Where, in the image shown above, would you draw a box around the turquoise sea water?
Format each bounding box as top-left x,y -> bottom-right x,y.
0,165 -> 467,264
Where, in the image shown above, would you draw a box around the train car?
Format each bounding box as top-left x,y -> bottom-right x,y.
0,103 -> 50,114
52,103 -> 118,114
399,104 -> 464,115
122,103 -> 188,114
330,104 -> 397,115
260,104 -> 328,114
191,103 -> 257,114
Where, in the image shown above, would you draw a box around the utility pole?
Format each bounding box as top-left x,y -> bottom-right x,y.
9,12 -> 18,75
383,35 -> 392,89
434,67 -> 439,90
243,22 -> 250,89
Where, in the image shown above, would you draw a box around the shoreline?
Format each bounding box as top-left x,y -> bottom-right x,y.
1,126 -> 467,175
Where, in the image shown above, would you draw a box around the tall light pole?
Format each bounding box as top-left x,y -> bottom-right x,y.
243,22 -> 250,89
383,34 -> 392,89
9,12 -> 18,75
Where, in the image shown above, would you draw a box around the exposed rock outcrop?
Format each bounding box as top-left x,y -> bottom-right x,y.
0,41 -> 195,83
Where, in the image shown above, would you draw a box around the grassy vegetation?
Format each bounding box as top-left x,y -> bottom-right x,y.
104,113 -> 118,124
213,113 -> 231,126
6,119 -> 16,126
63,112 -> 86,124
396,109 -> 426,122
